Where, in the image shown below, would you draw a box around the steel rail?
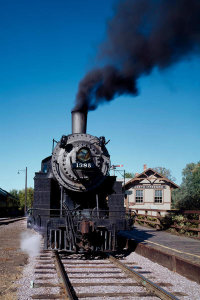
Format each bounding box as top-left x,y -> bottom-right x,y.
53,251 -> 78,300
0,217 -> 26,226
108,254 -> 179,300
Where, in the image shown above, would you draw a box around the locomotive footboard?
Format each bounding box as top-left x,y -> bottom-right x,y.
28,208 -> 133,252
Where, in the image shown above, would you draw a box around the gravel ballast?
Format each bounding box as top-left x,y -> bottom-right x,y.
120,252 -> 200,299
0,219 -> 28,300
17,232 -> 61,300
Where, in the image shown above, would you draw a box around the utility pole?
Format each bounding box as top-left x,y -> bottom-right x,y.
25,167 -> 27,213
18,167 -> 28,214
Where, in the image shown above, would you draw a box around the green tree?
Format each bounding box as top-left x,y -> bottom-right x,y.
18,188 -> 34,210
172,162 -> 200,209
125,172 -> 135,178
153,167 -> 176,182
9,189 -> 20,206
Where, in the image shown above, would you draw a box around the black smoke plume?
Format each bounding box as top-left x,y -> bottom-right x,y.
74,0 -> 200,112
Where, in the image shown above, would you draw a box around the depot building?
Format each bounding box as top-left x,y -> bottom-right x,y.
124,165 -> 179,211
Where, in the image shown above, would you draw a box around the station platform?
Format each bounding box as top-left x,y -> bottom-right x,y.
120,224 -> 200,284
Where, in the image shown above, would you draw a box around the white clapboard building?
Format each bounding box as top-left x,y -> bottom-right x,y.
124,165 -> 179,211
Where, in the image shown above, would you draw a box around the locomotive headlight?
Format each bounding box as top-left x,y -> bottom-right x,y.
77,147 -> 91,162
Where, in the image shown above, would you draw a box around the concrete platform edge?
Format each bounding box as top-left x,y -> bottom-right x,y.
131,241 -> 200,284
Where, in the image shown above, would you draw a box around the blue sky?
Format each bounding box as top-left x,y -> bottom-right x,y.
0,0 -> 199,191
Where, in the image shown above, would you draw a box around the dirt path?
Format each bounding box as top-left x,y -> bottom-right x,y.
0,220 -> 28,300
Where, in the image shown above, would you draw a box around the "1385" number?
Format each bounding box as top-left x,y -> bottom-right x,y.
76,162 -> 92,168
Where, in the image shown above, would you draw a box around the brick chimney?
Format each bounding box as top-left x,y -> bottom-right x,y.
143,164 -> 147,171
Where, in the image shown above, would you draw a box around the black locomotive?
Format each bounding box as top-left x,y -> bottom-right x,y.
28,111 -> 132,251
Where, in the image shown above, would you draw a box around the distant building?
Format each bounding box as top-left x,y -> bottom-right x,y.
124,165 -> 179,212
0,188 -> 18,217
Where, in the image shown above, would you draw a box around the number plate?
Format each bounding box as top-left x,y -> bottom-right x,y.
72,162 -> 95,169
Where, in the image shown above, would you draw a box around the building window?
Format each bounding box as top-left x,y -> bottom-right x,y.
154,190 -> 162,203
135,190 -> 143,203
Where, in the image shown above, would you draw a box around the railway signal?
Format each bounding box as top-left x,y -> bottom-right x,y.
110,164 -> 125,189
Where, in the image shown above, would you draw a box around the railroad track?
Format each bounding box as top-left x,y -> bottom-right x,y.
0,216 -> 26,226
31,250 -> 186,300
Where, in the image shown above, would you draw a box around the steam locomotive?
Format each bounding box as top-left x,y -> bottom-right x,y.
28,111 -> 132,251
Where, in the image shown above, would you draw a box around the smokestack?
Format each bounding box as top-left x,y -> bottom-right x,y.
71,110 -> 87,134
143,164 -> 147,171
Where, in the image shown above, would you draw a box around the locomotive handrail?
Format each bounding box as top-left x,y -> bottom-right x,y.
27,208 -> 132,220
27,208 -> 132,213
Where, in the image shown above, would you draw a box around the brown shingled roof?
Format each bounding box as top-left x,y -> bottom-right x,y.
125,168 -> 179,189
